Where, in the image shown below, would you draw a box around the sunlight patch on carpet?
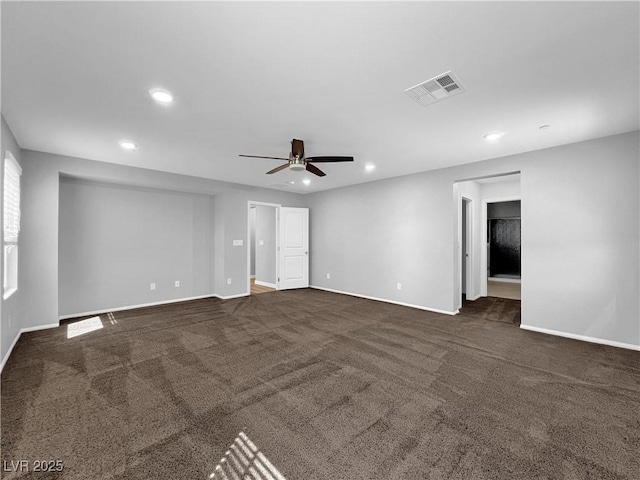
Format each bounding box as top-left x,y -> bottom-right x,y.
67,316 -> 103,339
209,431 -> 287,480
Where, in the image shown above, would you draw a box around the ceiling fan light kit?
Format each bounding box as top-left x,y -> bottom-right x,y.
240,139 -> 354,177
288,156 -> 306,171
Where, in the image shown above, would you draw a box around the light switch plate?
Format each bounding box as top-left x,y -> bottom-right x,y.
258,240 -> 264,246
233,240 -> 243,246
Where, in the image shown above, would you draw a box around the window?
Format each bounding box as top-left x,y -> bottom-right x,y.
3,151 -> 21,299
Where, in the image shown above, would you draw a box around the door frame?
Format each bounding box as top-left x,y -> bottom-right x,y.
460,196 -> 473,307
247,201 -> 281,295
455,193 -> 474,310
481,195 -> 521,297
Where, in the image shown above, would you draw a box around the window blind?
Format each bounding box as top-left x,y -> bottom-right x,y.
3,152 -> 21,243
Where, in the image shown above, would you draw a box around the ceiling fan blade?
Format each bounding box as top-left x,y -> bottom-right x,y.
291,139 -> 304,158
240,154 -> 290,161
306,156 -> 354,163
306,163 -> 326,177
266,163 -> 290,174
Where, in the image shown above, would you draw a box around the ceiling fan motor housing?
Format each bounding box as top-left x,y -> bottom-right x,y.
289,155 -> 306,171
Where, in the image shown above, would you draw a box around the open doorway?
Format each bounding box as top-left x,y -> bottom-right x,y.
487,200 -> 521,300
454,173 -> 521,306
454,173 -> 522,324
248,202 -> 278,295
246,202 -> 310,295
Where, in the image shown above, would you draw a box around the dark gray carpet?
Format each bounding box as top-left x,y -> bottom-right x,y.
1,289 -> 638,479
459,296 -> 521,325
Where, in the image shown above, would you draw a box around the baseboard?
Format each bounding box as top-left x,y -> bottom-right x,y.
59,294 -> 219,320
520,324 -> 640,351
0,332 -> 22,374
213,293 -> 250,300
488,277 -> 521,284
310,285 -> 458,316
0,323 -> 59,373
255,280 -> 276,288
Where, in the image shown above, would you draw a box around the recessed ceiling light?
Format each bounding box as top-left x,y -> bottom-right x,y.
302,178 -> 311,186
288,181 -> 295,185
365,163 -> 375,172
483,131 -> 504,142
119,140 -> 137,151
538,124 -> 550,130
149,88 -> 174,104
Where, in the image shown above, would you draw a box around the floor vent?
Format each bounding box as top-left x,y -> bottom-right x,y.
405,71 -> 466,107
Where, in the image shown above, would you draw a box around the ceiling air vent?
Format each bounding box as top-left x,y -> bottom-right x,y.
405,71 -> 466,107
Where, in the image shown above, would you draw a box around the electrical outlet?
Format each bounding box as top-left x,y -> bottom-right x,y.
150,283 -> 156,291
396,282 -> 402,290
326,273 -> 331,279
175,280 -> 180,288
227,278 -> 232,285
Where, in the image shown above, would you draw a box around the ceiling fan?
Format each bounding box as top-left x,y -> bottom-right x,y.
239,139 -> 354,177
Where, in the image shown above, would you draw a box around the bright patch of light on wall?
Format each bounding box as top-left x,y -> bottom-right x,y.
67,316 -> 104,339
302,178 -> 311,186
149,88 -> 174,104
119,140 -> 138,151
365,163 -> 375,172
483,131 -> 504,142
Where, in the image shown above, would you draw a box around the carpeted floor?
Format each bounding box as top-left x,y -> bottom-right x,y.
459,296 -> 521,325
1,289 -> 638,479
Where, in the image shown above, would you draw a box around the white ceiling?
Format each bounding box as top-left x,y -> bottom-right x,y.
2,1 -> 638,193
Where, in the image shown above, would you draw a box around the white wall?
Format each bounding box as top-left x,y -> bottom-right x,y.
309,170 -> 460,314
0,115 -> 24,368
481,179 -> 521,200
58,177 -> 215,316
522,133 -> 639,347
255,205 -> 276,286
308,131 -> 639,348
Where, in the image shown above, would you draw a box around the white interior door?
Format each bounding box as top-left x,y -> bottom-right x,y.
278,207 -> 309,290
